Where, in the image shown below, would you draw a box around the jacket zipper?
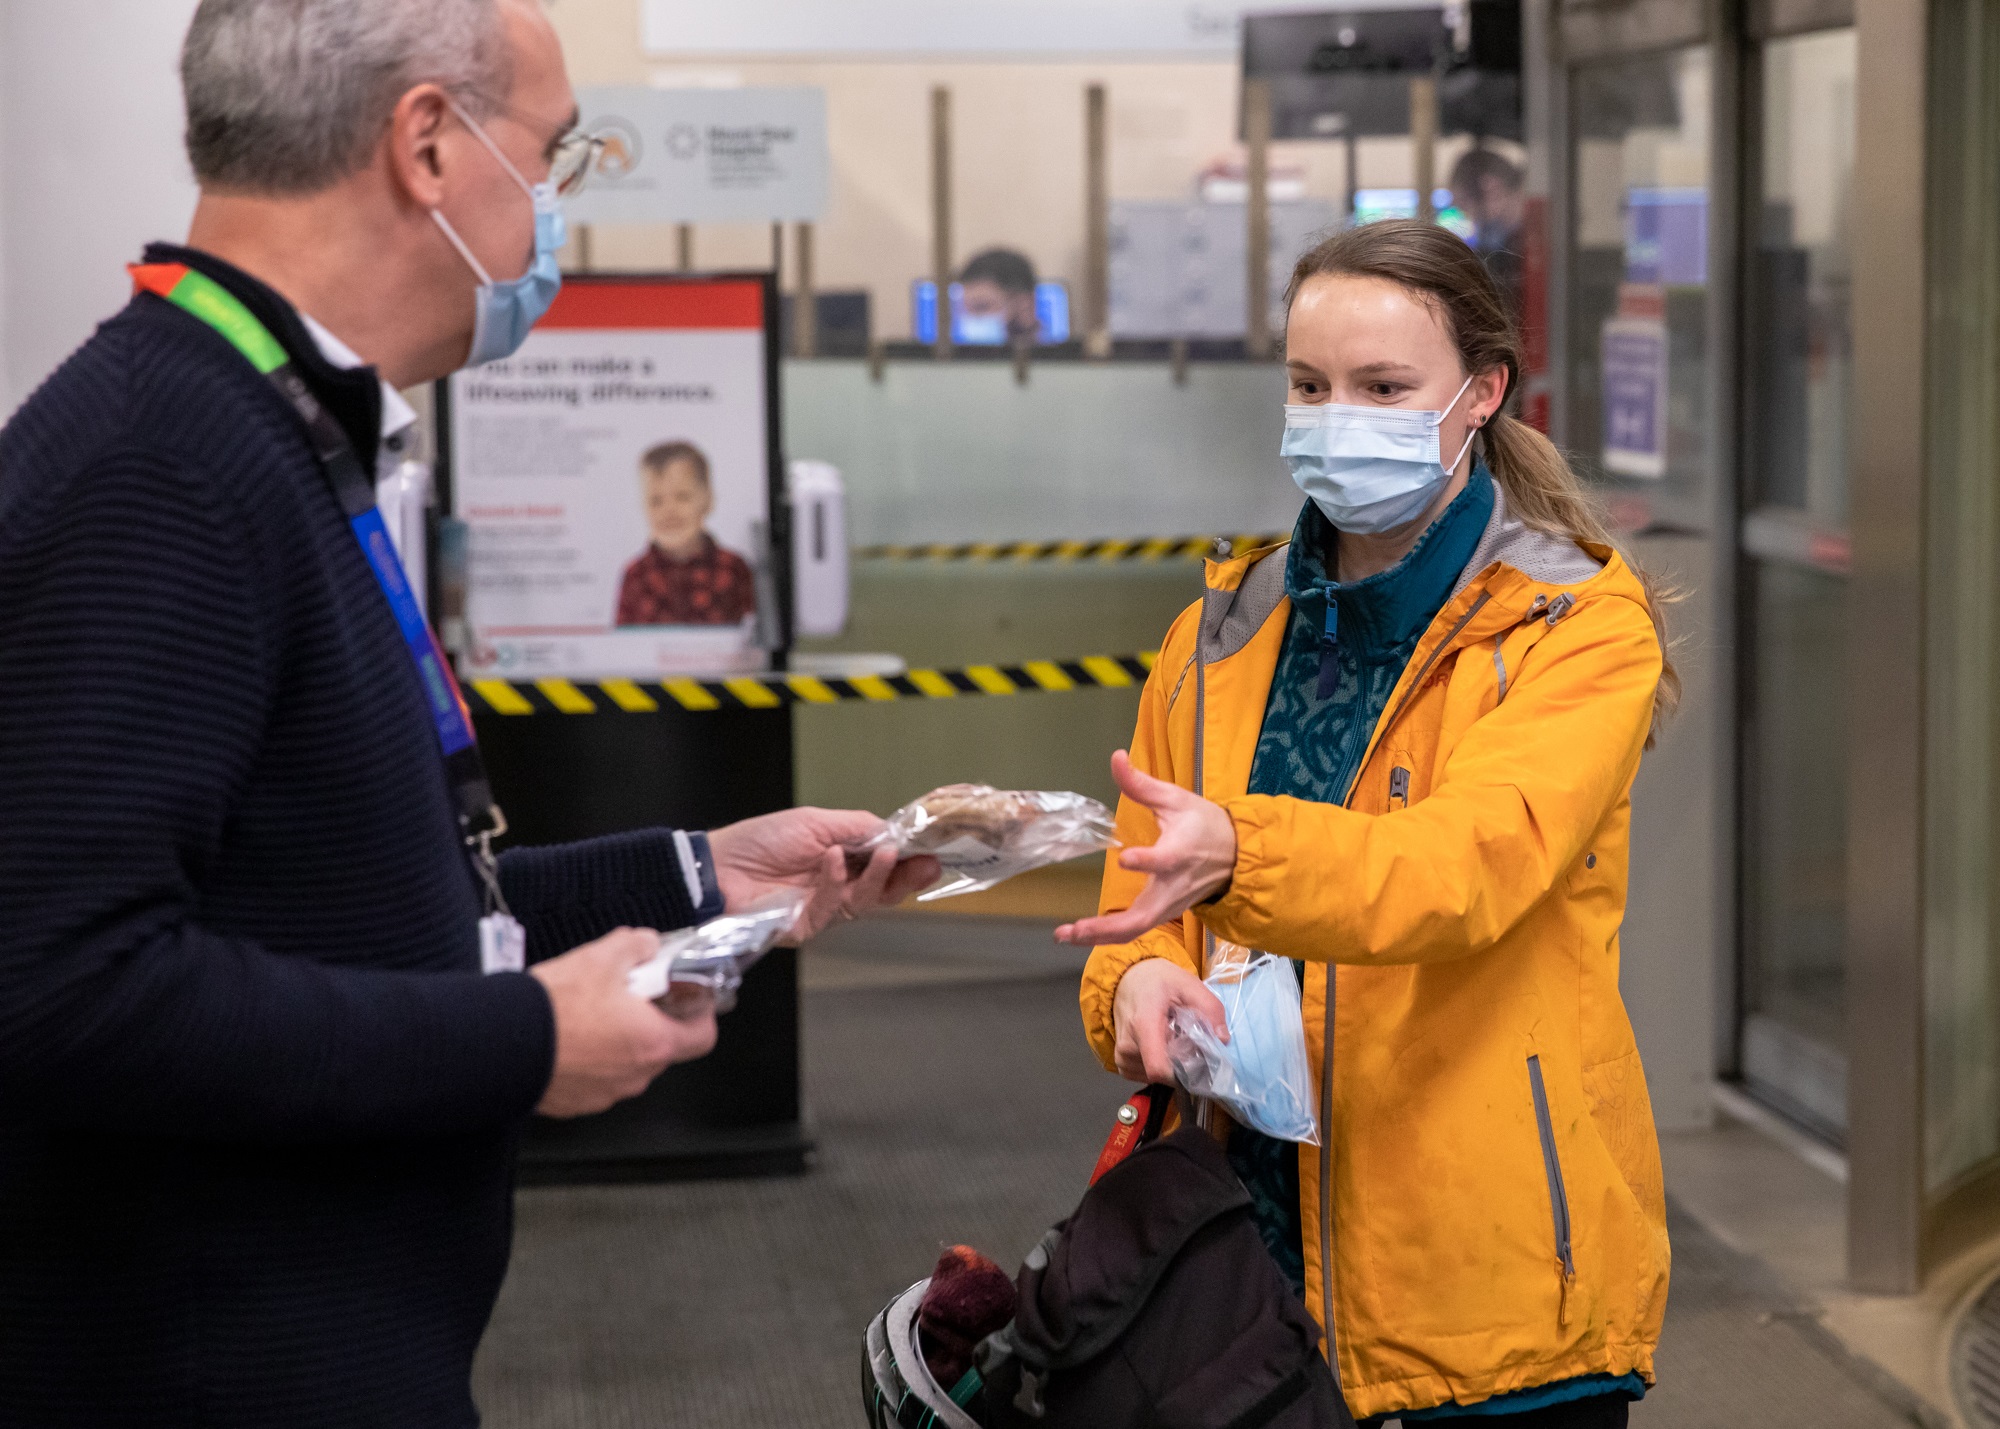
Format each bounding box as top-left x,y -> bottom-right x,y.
1526,1055 -> 1576,1326
1319,967 -> 1337,1374
1312,584 -> 1488,1400
1388,767 -> 1411,810
1200,591 -> 1344,1394
1208,573 -> 1511,1398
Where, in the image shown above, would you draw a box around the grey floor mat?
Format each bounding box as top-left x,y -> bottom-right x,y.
475,922 -> 1919,1428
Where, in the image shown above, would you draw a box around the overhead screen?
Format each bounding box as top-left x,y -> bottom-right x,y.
641,0 -> 1444,56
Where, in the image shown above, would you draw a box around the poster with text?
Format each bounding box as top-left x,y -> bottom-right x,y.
448,277 -> 779,678
1600,314 -> 1669,481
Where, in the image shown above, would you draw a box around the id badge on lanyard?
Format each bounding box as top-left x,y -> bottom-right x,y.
132,261 -> 526,972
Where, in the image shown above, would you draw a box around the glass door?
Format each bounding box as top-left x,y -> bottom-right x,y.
1736,25 -> 1857,1142
1566,46 -> 1713,537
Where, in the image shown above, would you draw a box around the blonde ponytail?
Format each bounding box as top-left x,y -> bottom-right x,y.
1480,413 -> 1681,745
1285,220 -> 1681,746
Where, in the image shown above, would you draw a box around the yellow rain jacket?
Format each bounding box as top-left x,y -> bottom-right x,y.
1080,488 -> 1670,1420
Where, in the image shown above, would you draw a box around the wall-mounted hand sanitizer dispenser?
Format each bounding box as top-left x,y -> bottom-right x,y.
789,459 -> 849,638
377,457 -> 433,619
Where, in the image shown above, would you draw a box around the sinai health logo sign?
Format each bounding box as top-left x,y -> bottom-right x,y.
566,88 -> 829,227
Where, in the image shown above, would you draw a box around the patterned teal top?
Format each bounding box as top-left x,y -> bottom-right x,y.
1226,472 -> 1646,1421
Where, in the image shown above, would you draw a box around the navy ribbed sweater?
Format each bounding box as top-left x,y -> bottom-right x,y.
0,245 -> 708,1427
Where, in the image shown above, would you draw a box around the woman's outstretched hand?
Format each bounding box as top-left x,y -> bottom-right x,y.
1054,750 -> 1237,947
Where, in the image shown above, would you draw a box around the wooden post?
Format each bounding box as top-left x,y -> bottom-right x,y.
794,221 -> 817,358
676,223 -> 694,272
1411,72 -> 1439,223
1345,132 -> 1360,221
575,223 -> 594,274
930,85 -> 954,360
1244,77 -> 1273,360
1083,83 -> 1111,358
770,221 -> 783,276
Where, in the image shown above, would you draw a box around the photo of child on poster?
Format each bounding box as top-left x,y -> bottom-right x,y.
616,441 -> 757,627
447,277 -> 775,679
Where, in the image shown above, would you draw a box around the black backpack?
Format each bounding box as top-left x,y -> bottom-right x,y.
971,1088 -> 1356,1429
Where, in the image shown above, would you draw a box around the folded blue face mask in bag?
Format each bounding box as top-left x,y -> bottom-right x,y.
1167,945 -> 1320,1145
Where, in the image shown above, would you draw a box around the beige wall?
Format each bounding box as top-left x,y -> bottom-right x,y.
546,0 -> 1488,336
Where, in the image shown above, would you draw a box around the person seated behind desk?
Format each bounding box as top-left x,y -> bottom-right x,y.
957,247 -> 1040,345
1059,219 -> 1678,1427
615,439 -> 757,626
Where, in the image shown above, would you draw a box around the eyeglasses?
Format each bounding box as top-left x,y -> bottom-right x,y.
547,128 -> 609,197
457,93 -> 608,197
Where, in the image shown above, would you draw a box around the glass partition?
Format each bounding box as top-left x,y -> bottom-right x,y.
1736,26 -> 1855,1141
1566,47 -> 1711,536
1922,0 -> 2000,1198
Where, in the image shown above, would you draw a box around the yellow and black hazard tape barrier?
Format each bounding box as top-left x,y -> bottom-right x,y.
857,533 -> 1287,563
463,652 -> 1158,715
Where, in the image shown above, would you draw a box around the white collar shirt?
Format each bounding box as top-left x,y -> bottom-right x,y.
299,314 -> 419,480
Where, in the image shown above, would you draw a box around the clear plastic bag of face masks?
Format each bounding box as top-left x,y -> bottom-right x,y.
863,784 -> 1119,901
626,890 -> 809,1018
1167,942 -> 1320,1145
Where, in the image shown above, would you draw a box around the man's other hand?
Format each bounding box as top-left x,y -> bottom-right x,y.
530,927 -> 716,1118
707,808 -> 940,944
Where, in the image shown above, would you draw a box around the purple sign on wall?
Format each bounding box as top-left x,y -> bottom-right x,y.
1601,316 -> 1669,480
1624,187 -> 1707,287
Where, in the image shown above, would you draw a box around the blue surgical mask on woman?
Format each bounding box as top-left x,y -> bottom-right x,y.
430,97 -> 567,368
1281,372 -> 1479,534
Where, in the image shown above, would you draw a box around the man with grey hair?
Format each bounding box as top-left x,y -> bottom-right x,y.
0,2 -> 932,1424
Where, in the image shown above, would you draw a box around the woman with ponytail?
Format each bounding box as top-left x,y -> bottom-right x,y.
1061,220 -> 1675,1426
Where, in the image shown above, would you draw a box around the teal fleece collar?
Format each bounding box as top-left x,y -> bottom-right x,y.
1283,465 -> 1496,666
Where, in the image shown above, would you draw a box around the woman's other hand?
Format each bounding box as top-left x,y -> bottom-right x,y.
1054,750 -> 1237,947
1109,958 -> 1228,1084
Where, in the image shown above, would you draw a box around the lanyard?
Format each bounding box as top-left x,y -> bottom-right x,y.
131,261 -> 511,903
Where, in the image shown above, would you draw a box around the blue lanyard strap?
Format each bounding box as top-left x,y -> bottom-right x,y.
132,261 -> 504,847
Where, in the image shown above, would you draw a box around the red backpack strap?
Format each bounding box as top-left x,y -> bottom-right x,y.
1088,1084 -> 1176,1187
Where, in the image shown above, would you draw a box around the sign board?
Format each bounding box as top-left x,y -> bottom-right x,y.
640,0 -> 1439,56
444,276 -> 785,679
1108,200 -> 1340,339
566,88 -> 827,227
1623,186 -> 1707,287
1600,314 -> 1669,480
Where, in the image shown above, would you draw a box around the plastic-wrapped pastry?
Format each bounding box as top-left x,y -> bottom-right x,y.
870,784 -> 1118,901
626,891 -> 806,1016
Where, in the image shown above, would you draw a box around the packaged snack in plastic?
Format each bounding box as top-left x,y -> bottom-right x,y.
626,891 -> 807,1017
868,784 -> 1119,901
1167,942 -> 1319,1145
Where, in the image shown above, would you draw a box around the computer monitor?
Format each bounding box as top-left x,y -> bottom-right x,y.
912,280 -> 1072,345
1352,189 -> 1477,243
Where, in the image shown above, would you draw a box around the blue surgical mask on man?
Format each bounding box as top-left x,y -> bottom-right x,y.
955,310 -> 1008,346
1280,372 -> 1479,535
430,97 -> 566,368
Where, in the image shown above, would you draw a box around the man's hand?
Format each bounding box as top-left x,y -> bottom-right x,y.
707,808 -> 940,944
1110,958 -> 1227,1084
530,927 -> 718,1118
1054,751 -> 1237,946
